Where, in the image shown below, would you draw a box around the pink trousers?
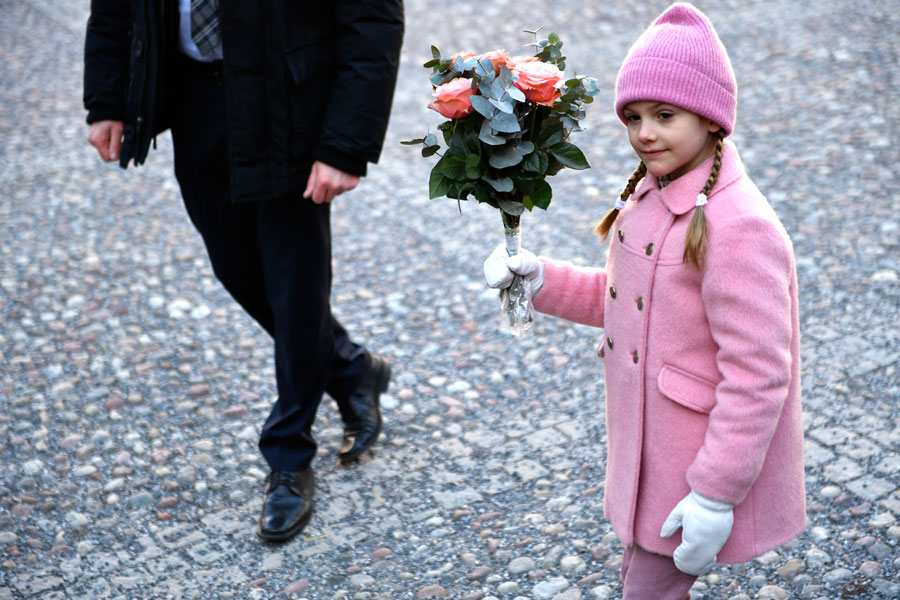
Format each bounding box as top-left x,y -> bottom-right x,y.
621,544 -> 697,600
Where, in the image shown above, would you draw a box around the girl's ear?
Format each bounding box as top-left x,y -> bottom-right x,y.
707,120 -> 722,133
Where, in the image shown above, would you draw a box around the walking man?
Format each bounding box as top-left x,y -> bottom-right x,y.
84,0 -> 404,542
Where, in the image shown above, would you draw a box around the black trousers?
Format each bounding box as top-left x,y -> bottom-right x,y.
169,56 -> 367,471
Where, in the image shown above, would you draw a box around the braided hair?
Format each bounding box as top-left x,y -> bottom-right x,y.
683,129 -> 725,269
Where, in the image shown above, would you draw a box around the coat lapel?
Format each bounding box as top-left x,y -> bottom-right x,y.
629,141 -> 747,216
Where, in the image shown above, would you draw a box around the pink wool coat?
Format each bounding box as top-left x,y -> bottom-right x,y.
534,141 -> 805,562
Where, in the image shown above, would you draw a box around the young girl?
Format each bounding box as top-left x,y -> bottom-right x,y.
484,4 -> 805,598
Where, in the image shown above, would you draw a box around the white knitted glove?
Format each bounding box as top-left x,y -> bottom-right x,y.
483,243 -> 545,296
660,490 -> 734,575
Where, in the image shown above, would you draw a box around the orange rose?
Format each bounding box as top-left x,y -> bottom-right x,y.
504,55 -> 540,70
478,49 -> 509,75
428,77 -> 477,119
511,60 -> 565,107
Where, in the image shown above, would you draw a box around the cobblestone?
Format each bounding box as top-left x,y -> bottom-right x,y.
1,0 -> 899,598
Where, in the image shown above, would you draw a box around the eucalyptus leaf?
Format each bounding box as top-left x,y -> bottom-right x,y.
400,138 -> 426,145
518,141 -> 535,155
488,144 -> 524,169
470,95 -> 496,119
506,86 -> 526,102
548,32 -> 560,44
489,111 -> 521,133
431,45 -> 442,60
422,145 -> 440,158
424,133 -> 438,147
489,98 -> 514,114
482,175 -> 514,192
479,119 -> 506,145
498,199 -> 526,216
497,65 -> 515,90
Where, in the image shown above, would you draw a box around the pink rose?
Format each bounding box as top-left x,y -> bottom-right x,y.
428,77 -> 477,119
511,60 -> 565,107
478,49 -> 509,75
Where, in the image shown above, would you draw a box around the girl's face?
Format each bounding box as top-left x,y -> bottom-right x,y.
622,101 -> 721,180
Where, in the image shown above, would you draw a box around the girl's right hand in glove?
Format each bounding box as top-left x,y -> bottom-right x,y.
483,243 -> 545,296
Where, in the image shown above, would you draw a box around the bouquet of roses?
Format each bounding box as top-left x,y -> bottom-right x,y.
403,30 -> 598,334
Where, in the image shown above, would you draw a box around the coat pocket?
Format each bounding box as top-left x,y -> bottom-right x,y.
284,40 -> 335,157
657,364 -> 718,414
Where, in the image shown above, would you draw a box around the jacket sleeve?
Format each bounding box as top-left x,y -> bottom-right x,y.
83,0 -> 132,124
532,257 -> 607,328
687,214 -> 795,505
313,0 -> 404,176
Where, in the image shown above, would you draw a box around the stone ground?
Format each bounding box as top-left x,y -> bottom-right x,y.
1,0 -> 899,598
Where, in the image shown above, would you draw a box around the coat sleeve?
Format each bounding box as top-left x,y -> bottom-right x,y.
686,214 -> 796,505
313,0 -> 405,176
532,257 -> 607,328
83,0 -> 132,124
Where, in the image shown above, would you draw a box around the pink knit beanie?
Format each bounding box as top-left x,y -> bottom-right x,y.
615,3 -> 737,136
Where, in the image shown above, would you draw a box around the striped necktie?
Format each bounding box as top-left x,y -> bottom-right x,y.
190,0 -> 220,57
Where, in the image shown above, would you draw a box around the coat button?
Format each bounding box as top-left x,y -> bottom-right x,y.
597,346 -> 605,358
633,350 -> 639,364
618,230 -> 625,243
607,337 -> 614,349
645,243 -> 654,256
637,297 -> 644,310
609,286 -> 617,299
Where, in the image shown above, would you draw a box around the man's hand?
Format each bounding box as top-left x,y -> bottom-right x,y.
88,120 -> 124,162
303,161 -> 360,204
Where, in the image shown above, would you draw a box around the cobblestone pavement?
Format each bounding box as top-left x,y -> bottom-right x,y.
2,0 -> 899,598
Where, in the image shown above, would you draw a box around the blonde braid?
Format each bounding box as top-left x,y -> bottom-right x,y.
683,130 -> 725,268
596,162 -> 647,239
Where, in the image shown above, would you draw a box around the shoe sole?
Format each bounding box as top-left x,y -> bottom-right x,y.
257,507 -> 314,543
339,360 -> 390,463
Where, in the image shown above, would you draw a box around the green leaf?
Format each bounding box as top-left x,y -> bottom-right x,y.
538,122 -> 564,147
422,145 -> 440,158
488,144 -> 523,169
439,155 -> 467,179
548,32 -> 561,45
518,141 -> 535,155
549,141 -> 590,170
431,45 -> 442,61
522,150 -> 549,175
498,199 -> 525,216
482,175 -> 514,192
465,154 -> 482,179
400,137 -> 426,145
429,168 -> 452,199
424,133 -> 438,147
423,59 -> 440,69
528,181 -> 552,210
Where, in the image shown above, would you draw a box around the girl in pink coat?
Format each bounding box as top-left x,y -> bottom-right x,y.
484,3 -> 805,598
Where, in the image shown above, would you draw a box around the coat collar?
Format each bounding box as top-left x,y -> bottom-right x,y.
631,140 -> 745,215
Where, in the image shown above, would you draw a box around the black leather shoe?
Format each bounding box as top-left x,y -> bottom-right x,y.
258,469 -> 314,543
338,354 -> 391,463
